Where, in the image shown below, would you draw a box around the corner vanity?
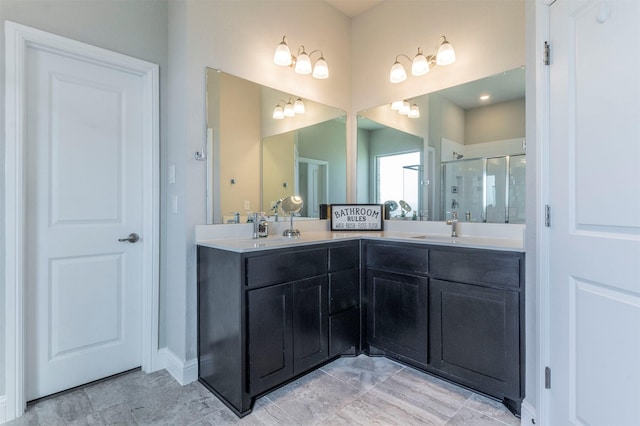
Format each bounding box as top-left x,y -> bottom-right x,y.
196,228 -> 524,418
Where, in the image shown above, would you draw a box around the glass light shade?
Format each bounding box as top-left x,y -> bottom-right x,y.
389,61 -> 407,83
399,101 -> 411,115
436,40 -> 456,66
293,98 -> 305,114
274,41 -> 292,66
408,104 -> 420,118
411,51 -> 430,76
294,52 -> 312,74
284,102 -> 295,117
272,105 -> 284,119
391,100 -> 404,110
312,57 -> 329,79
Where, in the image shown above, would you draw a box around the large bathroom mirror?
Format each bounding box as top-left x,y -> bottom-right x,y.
206,69 -> 347,224
357,67 -> 526,223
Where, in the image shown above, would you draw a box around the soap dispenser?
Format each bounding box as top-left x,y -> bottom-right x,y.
258,212 -> 269,238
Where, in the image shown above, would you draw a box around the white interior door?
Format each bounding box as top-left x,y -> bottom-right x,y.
24,37 -> 146,400
299,158 -> 328,218
548,0 -> 640,424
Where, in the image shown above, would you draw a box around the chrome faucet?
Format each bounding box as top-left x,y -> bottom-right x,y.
252,213 -> 259,239
446,211 -> 459,237
270,198 -> 283,222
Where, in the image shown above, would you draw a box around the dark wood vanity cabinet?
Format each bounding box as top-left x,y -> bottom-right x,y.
198,240 -> 360,417
362,241 -> 524,413
428,248 -> 525,412
198,238 -> 524,417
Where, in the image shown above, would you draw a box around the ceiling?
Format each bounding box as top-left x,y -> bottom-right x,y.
324,0 -> 384,17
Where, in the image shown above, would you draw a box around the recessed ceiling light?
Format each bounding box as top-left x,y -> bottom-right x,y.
480,94 -> 491,101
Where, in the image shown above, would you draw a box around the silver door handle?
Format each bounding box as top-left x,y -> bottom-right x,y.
118,233 -> 139,243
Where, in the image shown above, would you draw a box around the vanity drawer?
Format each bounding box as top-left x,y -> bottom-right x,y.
430,249 -> 521,289
328,242 -> 360,272
246,248 -> 327,287
366,242 -> 429,275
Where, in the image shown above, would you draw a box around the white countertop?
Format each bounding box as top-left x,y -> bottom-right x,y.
196,230 -> 524,253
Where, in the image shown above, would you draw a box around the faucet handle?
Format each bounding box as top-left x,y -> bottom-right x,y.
451,211 -> 458,220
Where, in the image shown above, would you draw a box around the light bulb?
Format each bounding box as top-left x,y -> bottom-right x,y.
294,50 -> 312,74
436,37 -> 456,66
312,57 -> 329,79
273,37 -> 292,66
293,98 -> 305,114
408,104 -> 420,118
272,105 -> 284,119
391,100 -> 404,110
389,60 -> 407,83
399,101 -> 411,115
284,101 -> 295,117
411,48 -> 430,76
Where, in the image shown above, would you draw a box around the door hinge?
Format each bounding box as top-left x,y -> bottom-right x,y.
545,205 -> 551,227
544,41 -> 550,66
545,366 -> 552,389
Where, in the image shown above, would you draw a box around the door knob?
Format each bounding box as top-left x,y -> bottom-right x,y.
118,233 -> 140,243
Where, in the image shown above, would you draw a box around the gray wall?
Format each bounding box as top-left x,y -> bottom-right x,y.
0,0 -> 169,397
298,119 -> 348,205
465,98 -> 526,144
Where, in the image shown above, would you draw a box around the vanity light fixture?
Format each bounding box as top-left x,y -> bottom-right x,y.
273,36 -> 329,79
272,98 -> 305,120
391,99 -> 420,118
390,35 -> 456,84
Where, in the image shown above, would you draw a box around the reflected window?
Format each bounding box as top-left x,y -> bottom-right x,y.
377,151 -> 421,216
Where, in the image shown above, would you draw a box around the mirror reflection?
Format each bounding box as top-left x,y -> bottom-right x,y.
206,69 -> 346,224
357,67 -> 525,223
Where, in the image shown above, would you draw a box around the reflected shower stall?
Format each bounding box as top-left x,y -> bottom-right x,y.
441,155 -> 525,223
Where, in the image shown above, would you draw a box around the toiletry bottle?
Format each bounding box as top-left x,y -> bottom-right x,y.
258,212 -> 269,238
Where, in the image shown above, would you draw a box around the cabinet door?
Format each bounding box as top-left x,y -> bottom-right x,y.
329,268 -> 360,314
328,268 -> 360,356
292,276 -> 329,375
429,279 -> 520,400
248,283 -> 293,395
367,269 -> 428,365
329,307 -> 359,357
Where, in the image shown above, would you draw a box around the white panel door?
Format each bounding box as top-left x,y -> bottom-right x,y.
548,0 -> 640,424
25,42 -> 145,400
301,160 -> 328,218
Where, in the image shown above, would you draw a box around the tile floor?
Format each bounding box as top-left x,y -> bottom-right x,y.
7,355 -> 520,425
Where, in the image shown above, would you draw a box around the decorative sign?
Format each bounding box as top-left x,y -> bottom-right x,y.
330,204 -> 384,231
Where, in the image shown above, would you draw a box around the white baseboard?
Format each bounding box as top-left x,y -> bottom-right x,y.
520,399 -> 537,425
0,395 -> 7,424
157,348 -> 198,386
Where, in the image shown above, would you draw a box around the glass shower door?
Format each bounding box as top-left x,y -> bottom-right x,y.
485,157 -> 508,223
